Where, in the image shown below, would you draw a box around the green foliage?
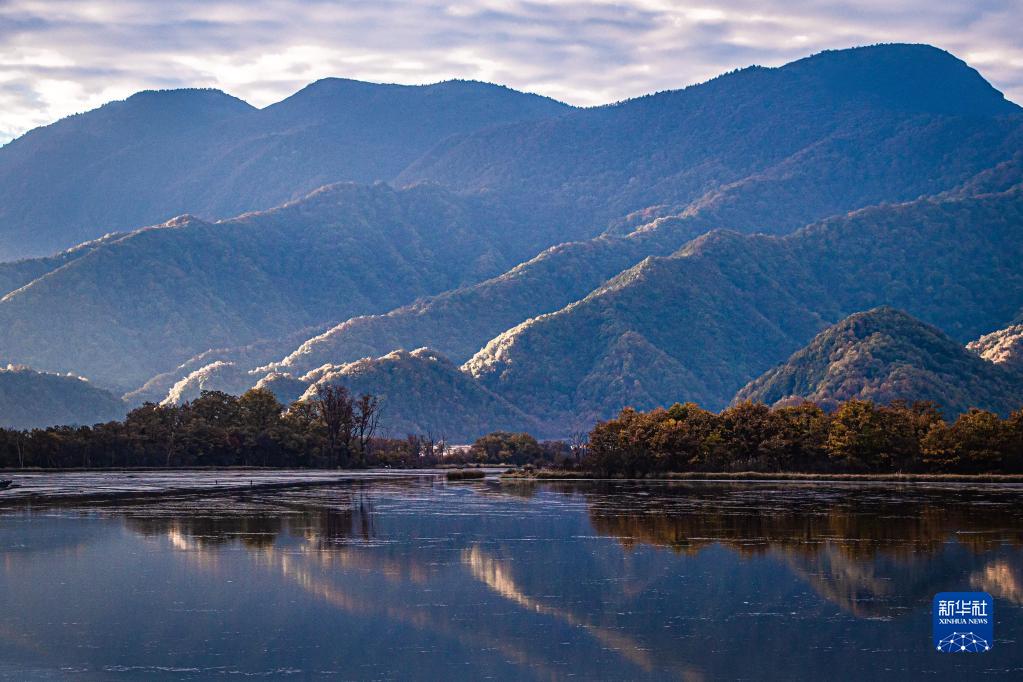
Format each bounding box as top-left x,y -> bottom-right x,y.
585,398 -> 1023,476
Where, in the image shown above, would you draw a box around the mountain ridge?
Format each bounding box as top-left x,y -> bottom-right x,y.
291,348 -> 541,441
0,366 -> 126,429
734,307 -> 1023,415
2,44 -> 1022,439
464,188 -> 1023,432
0,79 -> 570,259
0,182 -> 542,389
400,43 -> 1023,241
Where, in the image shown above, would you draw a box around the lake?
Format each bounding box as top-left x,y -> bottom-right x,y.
2,474 -> 1023,680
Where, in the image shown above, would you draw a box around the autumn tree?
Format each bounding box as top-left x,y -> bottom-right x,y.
950,409 -> 1011,472
470,432 -> 544,465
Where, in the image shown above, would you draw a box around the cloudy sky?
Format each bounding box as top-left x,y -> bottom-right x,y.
1,0 -> 1021,142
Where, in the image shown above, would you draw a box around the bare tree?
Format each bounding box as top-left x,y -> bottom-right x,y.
569,431 -> 589,467
354,394 -> 381,466
315,384 -> 354,467
425,431 -> 436,462
164,405 -> 183,468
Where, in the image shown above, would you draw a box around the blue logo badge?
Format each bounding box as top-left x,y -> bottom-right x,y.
933,592 -> 993,653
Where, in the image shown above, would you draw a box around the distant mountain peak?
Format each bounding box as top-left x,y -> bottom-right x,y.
123,86 -> 247,103
271,75 -> 570,116
780,43 -> 1020,115
110,87 -> 255,120
0,68 -> 571,259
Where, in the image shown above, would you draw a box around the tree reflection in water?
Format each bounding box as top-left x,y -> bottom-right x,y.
6,477 -> 1023,679
114,479 -> 1023,619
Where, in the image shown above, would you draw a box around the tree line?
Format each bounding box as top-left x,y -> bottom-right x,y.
4,390 -> 1021,475
0,387 -> 389,469
584,400 -> 1023,476
0,384 -> 575,470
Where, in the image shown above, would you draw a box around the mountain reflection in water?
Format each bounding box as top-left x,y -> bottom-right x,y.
2,476 -> 1022,680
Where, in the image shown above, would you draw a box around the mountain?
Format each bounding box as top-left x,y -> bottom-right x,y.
0,81 -> 569,259
256,213 -> 721,379
153,109 -> 1023,403
0,89 -> 253,260
158,346 -> 540,442
0,183 -> 536,390
402,44 -> 1023,240
0,366 -> 126,429
464,188 -> 1023,433
968,319 -> 1023,371
132,211 -> 726,408
734,307 -> 1023,415
166,118 -> 1023,404
161,361 -> 263,407
296,349 -> 539,441
124,325 -> 330,406
144,127 -> 1023,415
5,43 -> 1023,440
5,45 -> 1021,262
0,233 -> 125,298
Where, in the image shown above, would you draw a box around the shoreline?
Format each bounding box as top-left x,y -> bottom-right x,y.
0,468 -> 452,506
500,470 -> 1023,483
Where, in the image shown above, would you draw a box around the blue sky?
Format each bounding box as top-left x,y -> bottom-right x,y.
1,0 -> 1021,142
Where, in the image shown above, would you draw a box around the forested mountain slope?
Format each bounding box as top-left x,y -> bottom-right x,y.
169,137 -> 1023,401
402,44 -> 1023,239
295,348 -> 540,441
0,366 -> 126,429
4,44 -> 1021,262
0,233 -> 126,298
0,183 -> 532,390
465,189 -> 1023,432
969,320 -> 1023,371
735,307 -> 1023,415
124,324 -> 331,406
145,156 -> 1023,412
3,43 -> 1023,440
0,81 -> 569,259
258,214 -> 721,379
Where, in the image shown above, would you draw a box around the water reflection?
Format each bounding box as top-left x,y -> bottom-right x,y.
2,478 -> 1023,679
577,482 -> 1023,618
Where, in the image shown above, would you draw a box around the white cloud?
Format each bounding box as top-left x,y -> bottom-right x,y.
0,0 -> 1021,142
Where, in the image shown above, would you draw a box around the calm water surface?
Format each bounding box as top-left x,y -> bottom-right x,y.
2,475 -> 1023,680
